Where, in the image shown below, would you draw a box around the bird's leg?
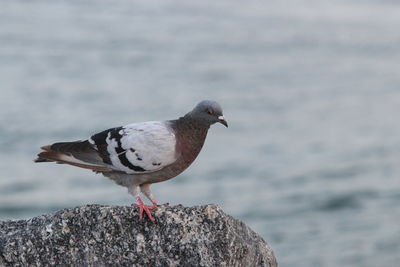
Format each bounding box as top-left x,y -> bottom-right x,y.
140,184 -> 169,207
129,185 -> 156,223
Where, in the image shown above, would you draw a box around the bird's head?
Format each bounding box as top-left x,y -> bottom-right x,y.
188,100 -> 228,127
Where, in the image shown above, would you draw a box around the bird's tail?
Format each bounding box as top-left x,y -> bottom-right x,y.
34,140 -> 112,172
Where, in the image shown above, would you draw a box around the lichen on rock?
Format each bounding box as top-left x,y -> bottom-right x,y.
0,204 -> 277,267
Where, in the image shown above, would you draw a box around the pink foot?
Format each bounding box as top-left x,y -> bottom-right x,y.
132,197 -> 157,223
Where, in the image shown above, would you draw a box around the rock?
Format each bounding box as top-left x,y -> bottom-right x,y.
0,204 -> 277,267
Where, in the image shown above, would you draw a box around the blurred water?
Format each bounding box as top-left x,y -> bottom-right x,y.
1,0 -> 400,266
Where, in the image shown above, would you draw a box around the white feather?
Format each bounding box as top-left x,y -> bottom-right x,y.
58,154 -> 104,168
106,121 -> 177,174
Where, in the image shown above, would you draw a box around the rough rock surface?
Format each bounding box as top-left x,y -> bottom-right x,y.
0,204 -> 277,267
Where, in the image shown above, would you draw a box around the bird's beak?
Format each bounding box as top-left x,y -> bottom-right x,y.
218,115 -> 228,127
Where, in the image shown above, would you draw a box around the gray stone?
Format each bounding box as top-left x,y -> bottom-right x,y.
0,204 -> 277,267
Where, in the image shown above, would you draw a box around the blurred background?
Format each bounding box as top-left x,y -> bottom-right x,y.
1,0 -> 400,266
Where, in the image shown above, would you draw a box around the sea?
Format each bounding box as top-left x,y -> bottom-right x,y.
1,0 -> 400,266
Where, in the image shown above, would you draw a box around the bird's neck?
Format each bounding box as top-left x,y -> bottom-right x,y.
171,116 -> 209,164
174,115 -> 209,139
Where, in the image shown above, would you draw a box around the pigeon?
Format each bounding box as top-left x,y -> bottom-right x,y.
35,100 -> 228,222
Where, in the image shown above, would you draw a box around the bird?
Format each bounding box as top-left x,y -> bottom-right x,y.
35,100 -> 228,222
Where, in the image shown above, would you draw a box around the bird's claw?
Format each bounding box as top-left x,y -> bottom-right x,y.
132,198 -> 157,223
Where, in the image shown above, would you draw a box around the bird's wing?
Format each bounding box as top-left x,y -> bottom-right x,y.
35,121 -> 178,174
89,121 -> 177,174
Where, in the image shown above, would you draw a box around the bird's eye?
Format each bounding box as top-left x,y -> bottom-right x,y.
207,109 -> 213,115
